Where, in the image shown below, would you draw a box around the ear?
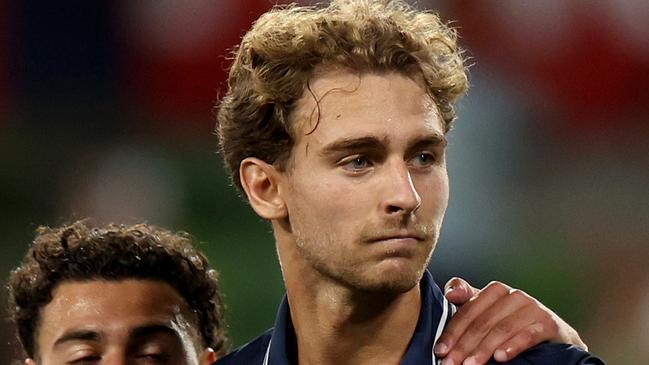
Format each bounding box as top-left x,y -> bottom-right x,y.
25,359 -> 37,365
200,348 -> 217,365
239,157 -> 287,219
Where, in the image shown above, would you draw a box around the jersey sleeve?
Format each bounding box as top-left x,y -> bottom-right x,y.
495,342 -> 606,365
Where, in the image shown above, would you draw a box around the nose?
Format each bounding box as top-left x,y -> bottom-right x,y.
104,358 -> 126,365
381,161 -> 422,216
102,352 -> 127,365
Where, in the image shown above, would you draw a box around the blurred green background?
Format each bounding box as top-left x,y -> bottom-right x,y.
1,1 -> 648,363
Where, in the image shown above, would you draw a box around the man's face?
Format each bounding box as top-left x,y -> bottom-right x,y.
30,279 -> 213,365
279,70 -> 449,293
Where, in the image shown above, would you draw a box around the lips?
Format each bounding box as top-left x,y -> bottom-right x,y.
367,234 -> 424,259
368,232 -> 426,243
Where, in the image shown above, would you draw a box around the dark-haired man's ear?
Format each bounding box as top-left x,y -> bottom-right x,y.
240,157 -> 288,220
25,359 -> 37,365
200,347 -> 217,365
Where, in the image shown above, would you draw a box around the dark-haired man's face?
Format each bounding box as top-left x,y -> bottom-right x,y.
29,279 -> 216,365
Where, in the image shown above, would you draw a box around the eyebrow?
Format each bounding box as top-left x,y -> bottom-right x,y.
53,330 -> 101,349
319,136 -> 389,158
130,324 -> 179,340
405,134 -> 448,156
319,133 -> 447,158
52,324 -> 180,350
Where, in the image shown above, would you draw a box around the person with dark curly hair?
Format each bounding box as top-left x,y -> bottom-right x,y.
7,221 -> 227,365
214,1 -> 604,364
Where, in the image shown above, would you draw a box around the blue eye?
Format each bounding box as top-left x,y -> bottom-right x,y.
410,153 -> 435,167
342,156 -> 371,171
350,157 -> 368,169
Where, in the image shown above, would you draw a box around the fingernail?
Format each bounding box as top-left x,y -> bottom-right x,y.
444,286 -> 455,295
494,349 -> 506,361
494,349 -> 509,361
441,358 -> 454,365
463,356 -> 477,365
434,342 -> 448,354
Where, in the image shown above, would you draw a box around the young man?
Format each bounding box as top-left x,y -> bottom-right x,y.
7,221 -> 226,365
215,1 -> 604,364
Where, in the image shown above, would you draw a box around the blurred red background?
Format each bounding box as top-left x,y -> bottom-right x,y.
1,1 -> 647,363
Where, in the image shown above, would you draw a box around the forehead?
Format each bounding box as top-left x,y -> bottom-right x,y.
291,70 -> 443,143
38,280 -> 193,343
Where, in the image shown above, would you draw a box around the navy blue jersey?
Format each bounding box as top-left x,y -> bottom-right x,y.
216,272 -> 604,365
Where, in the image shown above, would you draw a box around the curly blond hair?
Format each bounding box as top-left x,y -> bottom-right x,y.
216,0 -> 468,192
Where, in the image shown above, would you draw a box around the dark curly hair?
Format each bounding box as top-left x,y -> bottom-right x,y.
6,221 -> 228,359
216,0 -> 468,193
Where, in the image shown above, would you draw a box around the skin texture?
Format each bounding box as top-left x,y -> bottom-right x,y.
242,70 -> 449,365
283,70 -> 448,293
240,70 -> 587,365
28,280 -> 216,365
440,278 -> 587,365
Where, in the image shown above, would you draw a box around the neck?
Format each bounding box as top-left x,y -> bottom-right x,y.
276,233 -> 422,365
290,283 -> 421,365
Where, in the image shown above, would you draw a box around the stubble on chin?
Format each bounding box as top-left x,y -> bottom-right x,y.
292,221 -> 438,294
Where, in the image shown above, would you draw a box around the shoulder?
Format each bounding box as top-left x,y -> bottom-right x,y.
214,329 -> 272,365
490,343 -> 605,365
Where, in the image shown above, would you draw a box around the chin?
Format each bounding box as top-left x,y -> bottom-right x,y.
352,261 -> 424,294
379,269 -> 423,292
309,254 -> 427,294
368,278 -> 419,294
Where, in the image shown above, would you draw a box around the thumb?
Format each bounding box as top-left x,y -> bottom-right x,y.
444,276 -> 480,305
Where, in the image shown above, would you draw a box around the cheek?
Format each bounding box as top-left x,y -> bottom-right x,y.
416,171 -> 449,211
289,171 -> 345,210
288,174 -> 371,233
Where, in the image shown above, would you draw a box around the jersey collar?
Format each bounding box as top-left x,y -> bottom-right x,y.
264,271 -> 455,365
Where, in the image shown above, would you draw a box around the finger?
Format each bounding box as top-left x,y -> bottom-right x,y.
444,277 -> 479,305
492,321 -> 548,362
440,288 -> 530,364
551,316 -> 587,351
434,281 -> 511,357
467,303 -> 542,364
